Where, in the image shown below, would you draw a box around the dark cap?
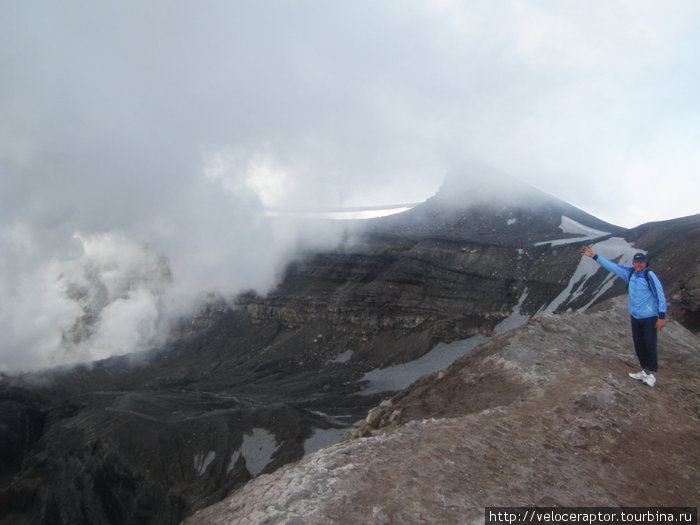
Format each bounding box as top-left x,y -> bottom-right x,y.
633,252 -> 648,263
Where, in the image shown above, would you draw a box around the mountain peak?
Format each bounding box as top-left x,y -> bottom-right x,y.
371,168 -> 624,245
432,165 -> 546,207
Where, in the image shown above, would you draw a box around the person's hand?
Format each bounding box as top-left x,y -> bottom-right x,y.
656,318 -> 666,331
581,246 -> 595,258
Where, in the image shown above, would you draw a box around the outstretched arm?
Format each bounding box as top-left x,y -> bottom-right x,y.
581,245 -> 632,281
581,246 -> 595,258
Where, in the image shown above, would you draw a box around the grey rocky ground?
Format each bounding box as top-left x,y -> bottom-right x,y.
184,296 -> 699,524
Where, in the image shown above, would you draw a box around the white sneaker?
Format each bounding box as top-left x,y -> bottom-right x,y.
629,370 -> 648,381
643,374 -> 656,387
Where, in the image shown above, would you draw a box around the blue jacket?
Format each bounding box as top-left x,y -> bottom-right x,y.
593,255 -> 667,320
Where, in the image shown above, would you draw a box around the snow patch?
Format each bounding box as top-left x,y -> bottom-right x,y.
329,349 -> 353,364
534,216 -> 610,247
226,451 -> 241,474
361,334 -> 488,394
194,451 -> 216,476
507,218 -> 518,226
559,216 -> 609,237
239,428 -> 278,477
304,427 -> 349,455
494,288 -> 530,335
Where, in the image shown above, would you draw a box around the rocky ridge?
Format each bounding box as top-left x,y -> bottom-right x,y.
184,296 -> 700,524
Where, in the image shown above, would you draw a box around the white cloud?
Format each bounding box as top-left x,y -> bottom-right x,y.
202,148 -> 292,208
0,225 -> 80,371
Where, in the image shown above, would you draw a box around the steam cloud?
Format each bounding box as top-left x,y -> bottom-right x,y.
2,2 -> 699,372
0,153 -> 350,373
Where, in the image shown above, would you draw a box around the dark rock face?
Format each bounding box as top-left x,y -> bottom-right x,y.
1,176 -> 698,524
1,387 -> 315,524
0,389 -> 48,488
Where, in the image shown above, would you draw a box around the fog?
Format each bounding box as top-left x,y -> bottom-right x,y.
2,1 -> 699,372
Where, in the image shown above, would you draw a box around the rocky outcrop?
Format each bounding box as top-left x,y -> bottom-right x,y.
240,236 -> 565,364
184,296 -> 700,524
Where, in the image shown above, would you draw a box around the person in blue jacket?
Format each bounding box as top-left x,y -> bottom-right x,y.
581,246 -> 667,387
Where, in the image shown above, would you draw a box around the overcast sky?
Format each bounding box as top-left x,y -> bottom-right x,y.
1,1 -> 699,371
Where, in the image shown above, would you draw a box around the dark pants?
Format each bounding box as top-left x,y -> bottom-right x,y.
630,316 -> 658,373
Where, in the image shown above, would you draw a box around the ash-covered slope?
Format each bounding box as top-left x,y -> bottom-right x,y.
184,296 -> 700,525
